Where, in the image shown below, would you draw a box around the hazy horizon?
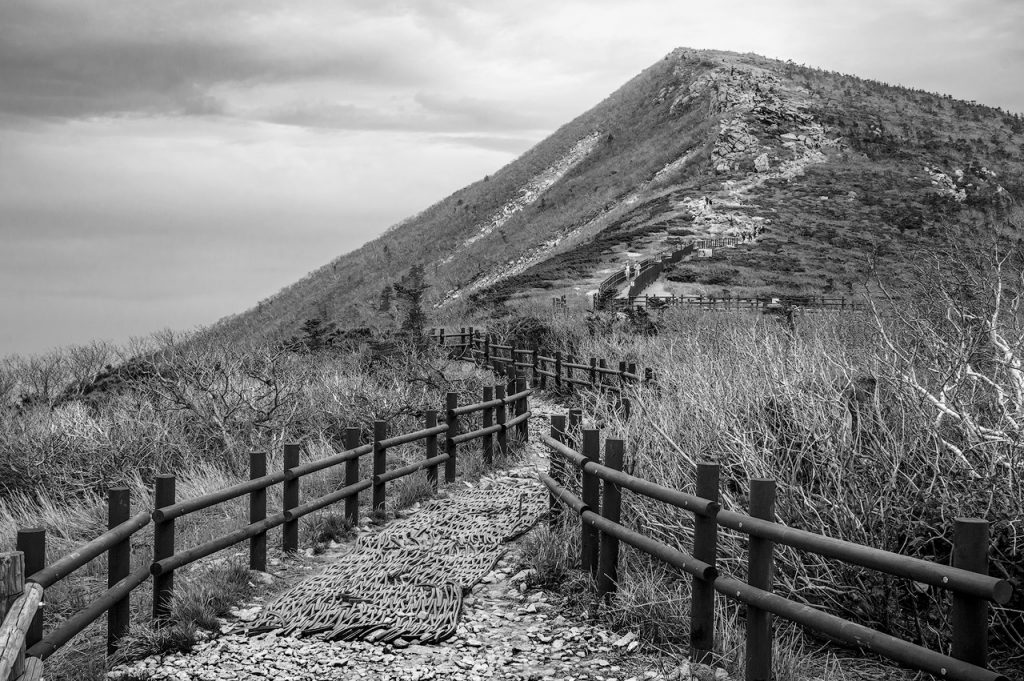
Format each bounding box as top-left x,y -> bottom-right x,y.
2,0 -> 1023,357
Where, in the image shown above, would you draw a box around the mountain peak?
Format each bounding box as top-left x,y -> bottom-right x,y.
209,49 -> 1024,343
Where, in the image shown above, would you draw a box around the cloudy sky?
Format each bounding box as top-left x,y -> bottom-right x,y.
2,0 -> 1022,356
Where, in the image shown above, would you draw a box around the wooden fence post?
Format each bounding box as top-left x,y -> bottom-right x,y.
554,351 -> 563,389
373,421 -> 387,513
467,327 -> 474,357
425,411 -> 439,489
107,487 -> 130,655
516,373 -> 529,442
1,551 -> 26,679
952,518 -> 991,666
15,528 -> 44,646
568,408 -> 582,450
438,328 -> 445,347
152,474 -> 176,620
597,439 -> 624,601
249,452 -> 267,572
345,428 -> 361,523
531,349 -> 539,387
690,463 -> 720,664
445,392 -> 459,482
589,357 -> 597,388
483,334 -> 491,368
282,444 -> 301,553
746,479 -> 776,681
549,415 -> 567,530
495,385 -> 507,458
581,429 -> 601,577
482,387 -> 494,465
539,352 -> 548,389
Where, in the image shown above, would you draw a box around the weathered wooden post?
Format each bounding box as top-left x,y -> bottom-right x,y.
580,429 -> 601,577
445,392 -> 459,482
438,327 -> 445,348
539,352 -> 548,389
282,444 -> 301,553
425,411 -> 439,489
549,415 -> 567,530
372,421 -> 387,513
589,357 -> 597,388
482,387 -> 494,465
15,528 -> 44,646
746,479 -> 776,681
690,463 -> 720,664
345,428 -> 361,522
515,373 -> 529,442
952,518 -> 991,666
495,384 -> 508,457
1,551 -> 27,679
554,351 -> 563,389
567,408 -> 583,450
107,487 -> 130,655
597,439 -> 624,600
483,334 -> 491,368
249,452 -> 267,571
152,474 -> 176,620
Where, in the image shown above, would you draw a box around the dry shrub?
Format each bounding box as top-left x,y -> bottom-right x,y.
550,306 -> 1021,674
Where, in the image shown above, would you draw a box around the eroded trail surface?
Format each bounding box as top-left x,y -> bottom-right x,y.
109,396 -> 702,681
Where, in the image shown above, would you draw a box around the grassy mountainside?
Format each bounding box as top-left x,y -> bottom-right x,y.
208,48 -> 1024,344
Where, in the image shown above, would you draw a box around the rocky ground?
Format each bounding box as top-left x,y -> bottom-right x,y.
107,395 -> 737,681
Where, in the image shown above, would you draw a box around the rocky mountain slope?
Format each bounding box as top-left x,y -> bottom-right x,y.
208,48 -> 1024,342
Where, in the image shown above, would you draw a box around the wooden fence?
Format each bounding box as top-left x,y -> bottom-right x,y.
429,327 -> 1015,681
540,412 -> 1011,681
432,327 -> 649,414
0,383 -> 531,680
592,233 -> 864,314
603,294 -> 867,313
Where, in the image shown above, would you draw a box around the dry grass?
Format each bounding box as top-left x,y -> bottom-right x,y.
504,306 -> 1022,679
0,331 -> 513,680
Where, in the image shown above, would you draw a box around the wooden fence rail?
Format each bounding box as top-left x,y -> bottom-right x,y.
0,382 -> 531,679
430,329 -> 648,411
540,413 -> 1012,681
